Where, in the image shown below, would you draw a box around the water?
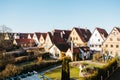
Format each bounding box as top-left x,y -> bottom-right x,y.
7,71 -> 51,80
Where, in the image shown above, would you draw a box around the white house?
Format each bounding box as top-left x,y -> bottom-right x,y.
88,27 -> 108,52
38,33 -> 47,47
49,43 -> 69,59
33,32 -> 41,46
66,47 -> 90,61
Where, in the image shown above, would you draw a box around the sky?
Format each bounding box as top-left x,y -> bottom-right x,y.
0,0 -> 120,33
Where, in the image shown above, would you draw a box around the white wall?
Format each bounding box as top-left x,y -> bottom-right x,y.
88,29 -> 104,51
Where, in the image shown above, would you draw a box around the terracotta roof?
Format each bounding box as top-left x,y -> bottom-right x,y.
55,43 -> 70,52
63,30 -> 71,40
74,27 -> 91,42
115,27 -> 120,32
20,33 -> 29,39
53,29 -> 71,39
35,32 -> 41,39
52,32 -> 66,44
30,33 -> 34,38
15,39 -> 35,45
96,27 -> 108,39
41,33 -> 47,39
53,29 -> 63,33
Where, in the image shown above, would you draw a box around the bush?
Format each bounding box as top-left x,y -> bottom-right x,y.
91,58 -> 118,80
92,53 -> 102,62
0,64 -> 23,79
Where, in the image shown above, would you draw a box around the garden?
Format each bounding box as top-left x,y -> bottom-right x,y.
44,53 -> 118,80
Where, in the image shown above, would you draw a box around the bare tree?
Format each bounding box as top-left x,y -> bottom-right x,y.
0,25 -> 12,33
0,25 -> 13,51
0,25 -> 12,39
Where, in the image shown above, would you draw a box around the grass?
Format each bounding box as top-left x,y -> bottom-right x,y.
44,60 -> 107,80
44,66 -> 85,80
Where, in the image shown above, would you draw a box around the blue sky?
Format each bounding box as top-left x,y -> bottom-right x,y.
0,0 -> 120,33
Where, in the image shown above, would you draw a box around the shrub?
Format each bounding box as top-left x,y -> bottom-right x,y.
0,64 -> 23,79
92,53 -> 102,62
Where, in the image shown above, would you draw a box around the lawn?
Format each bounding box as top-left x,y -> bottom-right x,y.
44,60 -> 106,80
44,66 -> 85,80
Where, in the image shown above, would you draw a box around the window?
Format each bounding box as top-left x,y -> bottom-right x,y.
76,37 -> 78,40
99,45 -> 101,48
106,45 -> 108,47
110,38 -> 113,41
116,45 -> 119,48
111,45 -> 113,47
117,38 -> 120,41
92,45 -> 94,47
98,39 -> 100,42
110,51 -> 112,54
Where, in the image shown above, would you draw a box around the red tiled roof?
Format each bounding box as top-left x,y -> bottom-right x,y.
30,33 -> 34,38
115,27 -> 120,32
15,39 -> 35,45
20,33 -> 29,39
54,29 -> 63,33
74,27 -> 91,42
63,30 -> 71,40
52,32 -> 66,44
96,27 -> 108,39
35,32 -> 41,39
55,43 -> 70,52
41,33 -> 47,39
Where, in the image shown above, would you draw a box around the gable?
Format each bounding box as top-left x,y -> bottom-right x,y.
89,29 -> 104,44
104,27 -> 120,43
45,33 -> 53,46
69,28 -> 85,43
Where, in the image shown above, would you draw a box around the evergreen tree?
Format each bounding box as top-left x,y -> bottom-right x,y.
61,57 -> 70,80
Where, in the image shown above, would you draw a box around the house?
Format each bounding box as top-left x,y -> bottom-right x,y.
66,47 -> 90,61
88,27 -> 108,52
13,33 -> 20,39
44,30 -> 67,51
52,29 -> 71,40
102,27 -> 120,57
20,33 -> 29,39
49,43 -> 69,59
38,33 -> 47,47
66,47 -> 80,61
33,32 -> 41,46
68,27 -> 91,47
28,33 -> 34,39
44,32 -> 53,51
13,39 -> 35,47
